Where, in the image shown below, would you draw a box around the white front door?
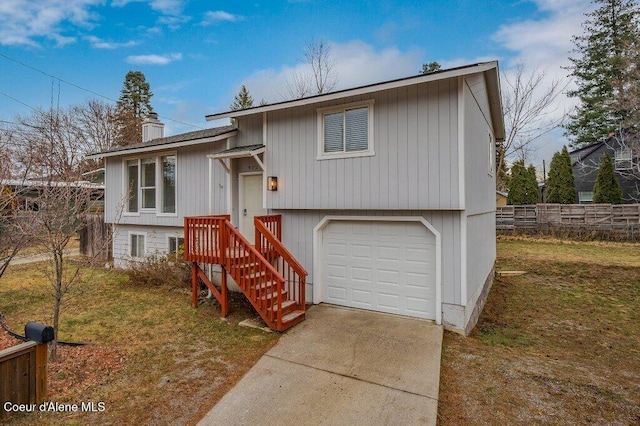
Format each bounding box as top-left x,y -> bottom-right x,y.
240,173 -> 266,244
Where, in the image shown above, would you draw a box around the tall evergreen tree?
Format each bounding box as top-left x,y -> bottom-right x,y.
593,152 -> 623,203
566,0 -> 640,147
546,146 -> 577,203
507,160 -> 539,205
116,71 -> 154,146
230,85 -> 254,110
421,62 -> 442,74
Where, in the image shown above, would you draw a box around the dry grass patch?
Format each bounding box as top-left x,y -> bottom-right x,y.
438,237 -> 640,425
0,261 -> 279,425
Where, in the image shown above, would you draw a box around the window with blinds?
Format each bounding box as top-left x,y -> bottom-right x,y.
318,100 -> 374,159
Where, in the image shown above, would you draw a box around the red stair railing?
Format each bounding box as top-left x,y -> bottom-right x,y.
255,215 -> 307,312
184,215 -> 293,330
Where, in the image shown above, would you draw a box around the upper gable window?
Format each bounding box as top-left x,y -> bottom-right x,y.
317,100 -> 374,159
615,148 -> 633,170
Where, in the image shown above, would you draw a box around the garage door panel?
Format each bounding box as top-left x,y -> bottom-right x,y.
351,244 -> 372,259
377,293 -> 399,310
322,220 -> 436,320
377,269 -> 399,285
327,285 -> 348,301
406,297 -> 431,314
352,289 -> 372,305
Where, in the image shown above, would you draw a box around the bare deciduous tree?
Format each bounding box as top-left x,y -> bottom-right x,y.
500,64 -> 568,190
285,38 -> 338,99
0,131 -> 31,279
7,103 -> 120,360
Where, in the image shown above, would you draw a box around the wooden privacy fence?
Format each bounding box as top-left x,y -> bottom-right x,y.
497,204 -> 640,239
0,341 -> 48,421
79,214 -> 112,261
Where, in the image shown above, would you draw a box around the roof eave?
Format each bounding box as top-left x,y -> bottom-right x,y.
207,61 -> 499,121
86,130 -> 238,160
484,65 -> 506,142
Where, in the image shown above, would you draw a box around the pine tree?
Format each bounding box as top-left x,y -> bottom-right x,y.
546,146 -> 577,203
116,71 -> 154,146
593,152 -> 623,203
507,160 -> 539,205
230,85 -> 254,110
421,62 -> 442,74
566,0 -> 640,147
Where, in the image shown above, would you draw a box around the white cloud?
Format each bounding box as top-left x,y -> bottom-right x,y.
113,0 -> 190,28
126,52 -> 182,65
86,35 -> 137,49
238,40 -> 422,105
201,10 -> 243,25
0,0 -> 101,47
491,0 -> 597,168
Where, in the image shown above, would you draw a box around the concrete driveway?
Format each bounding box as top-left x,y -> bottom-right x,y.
198,304 -> 443,426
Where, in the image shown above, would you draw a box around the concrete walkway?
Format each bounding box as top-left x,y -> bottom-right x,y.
199,304 -> 443,426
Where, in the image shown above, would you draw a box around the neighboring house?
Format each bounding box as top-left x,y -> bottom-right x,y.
496,191 -> 508,207
0,179 -> 104,212
570,132 -> 640,203
91,61 -> 505,335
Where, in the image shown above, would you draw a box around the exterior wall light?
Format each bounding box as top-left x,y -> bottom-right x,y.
267,176 -> 278,191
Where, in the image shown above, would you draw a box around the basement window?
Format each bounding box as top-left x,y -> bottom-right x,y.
130,233 -> 146,258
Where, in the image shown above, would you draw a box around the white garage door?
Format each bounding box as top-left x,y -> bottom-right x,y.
322,220 -> 437,319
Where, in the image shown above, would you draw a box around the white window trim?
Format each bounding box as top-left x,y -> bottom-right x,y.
578,191 -> 594,204
122,152 -> 178,217
614,148 -> 633,171
316,99 -> 375,160
157,152 -> 178,217
123,159 -> 140,217
139,156 -> 157,212
166,233 -> 185,254
128,231 -> 147,259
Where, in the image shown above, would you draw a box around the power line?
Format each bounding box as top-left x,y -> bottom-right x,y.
0,91 -> 38,112
0,52 -> 204,130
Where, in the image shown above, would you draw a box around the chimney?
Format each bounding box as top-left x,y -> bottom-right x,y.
142,112 -> 164,143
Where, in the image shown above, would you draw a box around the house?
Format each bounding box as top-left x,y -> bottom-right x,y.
90,61 -> 505,335
571,132 -> 640,203
0,179 -> 104,213
496,190 -> 508,206
570,131 -> 640,203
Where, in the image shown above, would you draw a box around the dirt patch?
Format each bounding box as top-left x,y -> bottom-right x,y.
438,238 -> 640,424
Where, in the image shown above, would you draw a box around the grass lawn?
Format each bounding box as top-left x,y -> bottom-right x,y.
0,261 -> 279,425
438,236 -> 640,424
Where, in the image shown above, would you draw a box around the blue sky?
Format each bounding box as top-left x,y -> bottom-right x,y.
0,0 -> 594,169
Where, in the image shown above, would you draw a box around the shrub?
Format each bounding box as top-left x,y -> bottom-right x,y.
125,253 -> 190,288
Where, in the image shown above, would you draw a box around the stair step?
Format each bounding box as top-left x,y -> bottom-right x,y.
261,290 -> 287,301
244,270 -> 267,280
281,310 -> 305,324
231,262 -> 260,270
256,280 -> 277,291
270,300 -> 297,314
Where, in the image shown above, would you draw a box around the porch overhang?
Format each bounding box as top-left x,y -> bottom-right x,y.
207,144 -> 266,172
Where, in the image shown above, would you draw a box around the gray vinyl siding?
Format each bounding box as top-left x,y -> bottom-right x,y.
463,74 -> 497,216
272,209 -> 463,306
112,224 -> 183,268
104,142 -> 229,226
465,211 -> 495,308
237,79 -> 461,211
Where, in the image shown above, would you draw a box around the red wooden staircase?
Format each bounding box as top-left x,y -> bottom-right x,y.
184,215 -> 307,331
